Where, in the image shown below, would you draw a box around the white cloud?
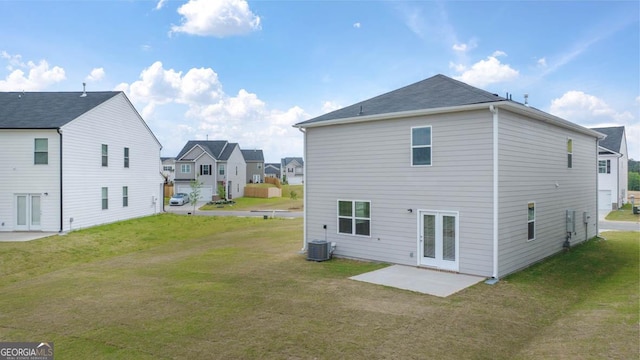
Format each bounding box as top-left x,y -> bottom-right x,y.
0,53 -> 65,91
452,39 -> 477,53
120,61 -> 305,161
85,67 -> 105,82
322,101 -> 341,113
170,0 -> 261,37
448,61 -> 466,73
353,22 -> 361,29
549,91 -> 634,124
451,52 -> 519,87
452,43 -> 467,52
537,57 -> 547,68
155,0 -> 166,10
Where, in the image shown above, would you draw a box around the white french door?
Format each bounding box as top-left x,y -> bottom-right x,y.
16,194 -> 42,231
419,210 -> 459,271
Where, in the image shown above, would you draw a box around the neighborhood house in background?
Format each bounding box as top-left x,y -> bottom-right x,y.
590,126 -> 628,210
264,163 -> 281,180
241,149 -> 265,184
161,157 -> 176,184
0,90 -> 163,233
173,140 -> 246,201
295,74 -> 604,279
281,157 -> 304,184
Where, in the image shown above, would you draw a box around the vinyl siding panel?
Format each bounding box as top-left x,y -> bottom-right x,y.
305,109 -> 495,276
0,130 -> 61,231
61,93 -> 162,231
225,146 -> 247,199
497,109 -> 598,277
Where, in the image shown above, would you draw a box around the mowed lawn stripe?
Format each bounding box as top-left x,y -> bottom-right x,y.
0,214 -> 637,359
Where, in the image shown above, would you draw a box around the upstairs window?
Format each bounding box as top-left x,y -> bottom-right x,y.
102,144 -> 108,167
412,126 -> 432,166
181,164 -> 191,173
567,139 -> 573,168
34,138 -> 48,165
124,147 -> 130,168
163,165 -> 174,172
598,160 -> 610,174
200,164 -> 212,175
219,164 -> 225,176
338,200 -> 371,236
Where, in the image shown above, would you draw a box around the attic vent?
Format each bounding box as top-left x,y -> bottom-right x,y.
307,240 -> 331,261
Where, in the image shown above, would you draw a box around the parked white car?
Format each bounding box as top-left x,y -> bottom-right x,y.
169,193 -> 188,206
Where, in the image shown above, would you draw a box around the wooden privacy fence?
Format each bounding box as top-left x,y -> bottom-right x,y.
264,177 -> 281,188
164,184 -> 174,197
244,186 -> 282,198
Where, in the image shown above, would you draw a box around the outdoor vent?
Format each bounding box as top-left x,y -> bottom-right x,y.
307,240 -> 331,262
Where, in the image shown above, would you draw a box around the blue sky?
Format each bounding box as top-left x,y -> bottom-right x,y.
0,0 -> 638,162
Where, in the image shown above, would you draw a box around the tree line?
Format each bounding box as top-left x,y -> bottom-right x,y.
630,159 -> 640,191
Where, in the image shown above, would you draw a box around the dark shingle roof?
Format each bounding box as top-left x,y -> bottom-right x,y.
264,163 -> 281,175
241,149 -> 264,162
176,140 -> 228,160
296,74 -> 506,126
591,126 -> 624,153
219,143 -> 238,161
0,91 -> 120,128
281,157 -> 304,167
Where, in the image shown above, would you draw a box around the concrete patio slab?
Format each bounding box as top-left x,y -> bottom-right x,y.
350,265 -> 485,297
0,232 -> 59,242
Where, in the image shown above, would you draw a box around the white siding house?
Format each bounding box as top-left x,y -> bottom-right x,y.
281,157 -> 304,185
0,91 -> 163,233
295,74 -> 603,279
591,126 -> 628,210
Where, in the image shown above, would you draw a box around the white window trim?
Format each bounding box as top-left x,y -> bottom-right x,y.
122,186 -> 128,207
411,125 -> 432,167
219,164 -> 225,176
527,201 -> 536,242
102,187 -> 108,210
34,138 -> 48,165
337,199 -> 372,237
181,164 -> 191,173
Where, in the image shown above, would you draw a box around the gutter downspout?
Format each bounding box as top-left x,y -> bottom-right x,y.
596,139 -> 600,236
57,128 -> 63,233
298,127 -> 307,252
490,105 -> 499,281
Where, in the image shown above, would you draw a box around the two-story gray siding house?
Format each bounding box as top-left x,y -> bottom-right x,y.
590,126 -> 628,210
295,74 -> 604,279
241,149 -> 265,183
0,91 -> 163,233
174,140 -> 246,200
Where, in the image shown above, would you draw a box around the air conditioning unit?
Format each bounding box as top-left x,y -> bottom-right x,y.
307,240 -> 331,261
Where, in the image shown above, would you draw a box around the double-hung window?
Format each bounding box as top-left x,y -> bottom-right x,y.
102,187 -> 109,210
181,164 -> 191,173
598,160 -> 610,174
102,144 -> 108,167
34,138 -> 48,165
124,147 -> 130,168
219,164 -> 225,176
122,186 -> 128,207
527,202 -> 535,241
567,139 -> 573,168
338,200 -> 371,236
200,164 -> 211,175
412,126 -> 432,166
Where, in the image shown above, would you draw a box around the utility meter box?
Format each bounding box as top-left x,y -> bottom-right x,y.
583,211 -> 590,224
566,210 -> 576,233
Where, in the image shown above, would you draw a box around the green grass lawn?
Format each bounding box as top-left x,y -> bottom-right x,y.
201,184 -> 303,211
0,215 -> 637,359
605,203 -> 640,222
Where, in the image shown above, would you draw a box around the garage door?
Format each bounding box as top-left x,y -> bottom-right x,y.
176,186 -> 213,201
598,190 -> 612,210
